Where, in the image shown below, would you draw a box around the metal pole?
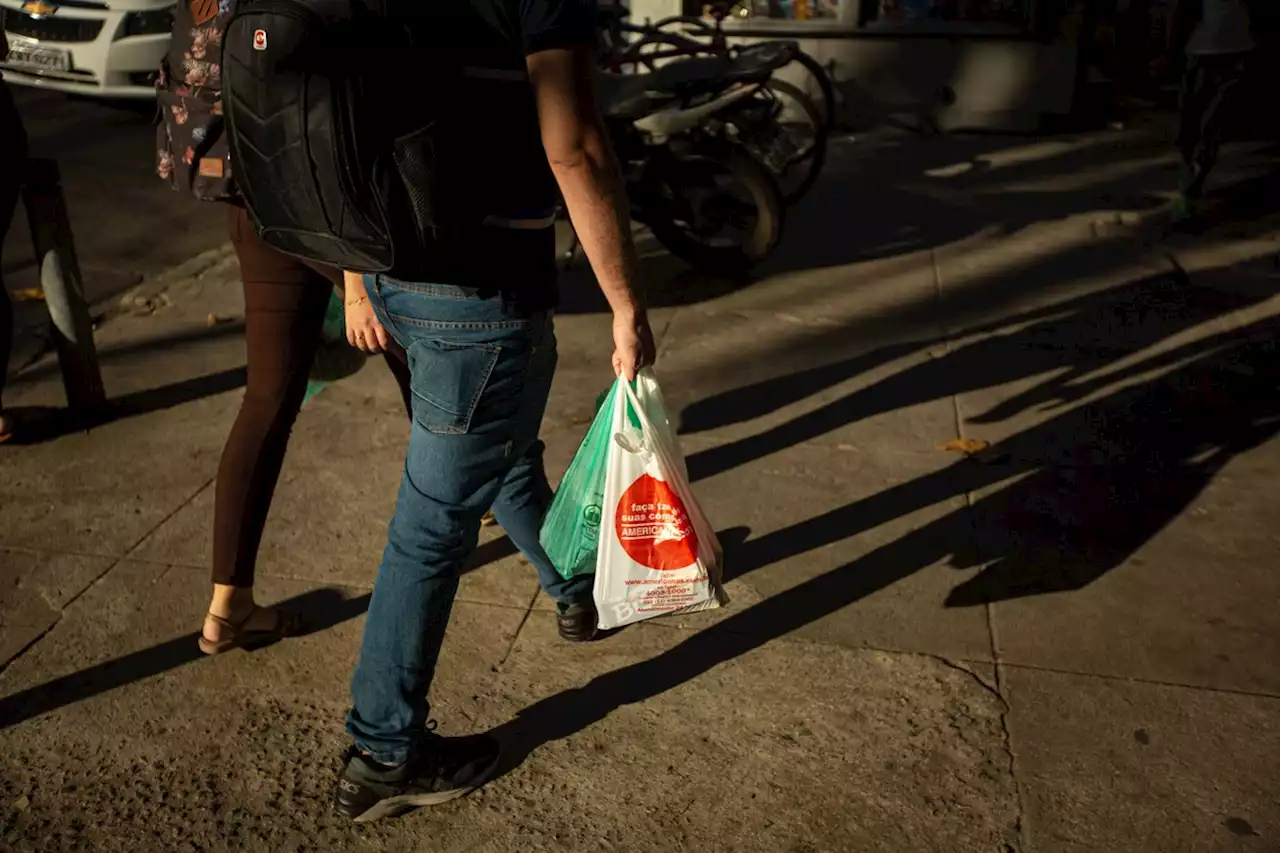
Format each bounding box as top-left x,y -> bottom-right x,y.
21,158 -> 106,414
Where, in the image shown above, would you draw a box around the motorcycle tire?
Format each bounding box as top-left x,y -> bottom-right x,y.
645,147 -> 784,275
758,78 -> 829,206
734,43 -> 838,132
792,49 -> 839,132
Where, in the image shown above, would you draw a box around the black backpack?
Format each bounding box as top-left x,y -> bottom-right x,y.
156,0 -> 238,202
221,0 -> 470,276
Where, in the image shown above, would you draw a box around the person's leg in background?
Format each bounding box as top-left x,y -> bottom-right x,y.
1175,54 -> 1210,222
1176,52 -> 1251,227
201,205 -> 412,652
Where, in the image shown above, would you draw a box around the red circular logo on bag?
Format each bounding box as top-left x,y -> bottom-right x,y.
615,474 -> 698,570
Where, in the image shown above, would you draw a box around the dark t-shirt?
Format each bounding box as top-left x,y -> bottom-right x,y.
426,0 -> 596,307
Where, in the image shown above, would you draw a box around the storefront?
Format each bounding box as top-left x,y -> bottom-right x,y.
625,0 -> 1085,131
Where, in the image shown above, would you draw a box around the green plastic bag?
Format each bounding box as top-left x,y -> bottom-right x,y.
541,382 -> 639,580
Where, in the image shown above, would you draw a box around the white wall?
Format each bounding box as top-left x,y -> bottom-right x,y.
626,0 -> 677,26
808,36 -> 1078,131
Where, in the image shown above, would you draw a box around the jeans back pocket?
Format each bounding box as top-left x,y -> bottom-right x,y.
408,339 -> 502,435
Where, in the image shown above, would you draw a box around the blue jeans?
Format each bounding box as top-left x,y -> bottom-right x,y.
347,275 -> 591,764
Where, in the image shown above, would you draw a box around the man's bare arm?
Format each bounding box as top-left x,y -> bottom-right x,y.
526,46 -> 654,378
527,47 -> 638,312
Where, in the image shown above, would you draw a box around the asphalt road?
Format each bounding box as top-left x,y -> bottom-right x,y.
3,85 -> 226,308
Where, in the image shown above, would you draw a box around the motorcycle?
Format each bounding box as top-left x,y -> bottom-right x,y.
571,46 -> 793,273
596,2 -> 832,207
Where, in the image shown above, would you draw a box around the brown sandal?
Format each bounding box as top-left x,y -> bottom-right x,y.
198,606 -> 302,655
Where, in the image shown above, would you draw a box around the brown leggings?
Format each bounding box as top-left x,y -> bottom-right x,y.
213,204 -> 411,587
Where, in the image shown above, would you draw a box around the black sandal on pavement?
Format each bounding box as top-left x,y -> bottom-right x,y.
198,605 -> 302,655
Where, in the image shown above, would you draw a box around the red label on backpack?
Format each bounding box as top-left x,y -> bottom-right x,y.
253,29 -> 267,50
615,475 -> 698,571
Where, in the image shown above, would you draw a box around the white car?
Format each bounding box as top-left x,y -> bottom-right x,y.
0,0 -> 174,99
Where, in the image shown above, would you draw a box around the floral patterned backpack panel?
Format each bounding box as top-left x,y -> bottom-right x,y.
156,0 -> 236,202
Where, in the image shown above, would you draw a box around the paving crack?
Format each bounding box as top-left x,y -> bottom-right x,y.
919,648 -> 1026,852
494,586 -> 541,671
994,660 -> 1280,701
930,653 -> 1001,699
0,474 -> 216,678
988,607 -> 1029,853
0,612 -> 63,680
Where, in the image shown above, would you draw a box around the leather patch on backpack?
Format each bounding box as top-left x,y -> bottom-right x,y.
198,157 -> 224,178
191,0 -> 219,26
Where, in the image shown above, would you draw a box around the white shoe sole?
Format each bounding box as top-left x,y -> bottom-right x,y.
351,752 -> 502,823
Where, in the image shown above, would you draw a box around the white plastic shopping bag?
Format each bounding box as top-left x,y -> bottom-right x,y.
594,369 -> 726,630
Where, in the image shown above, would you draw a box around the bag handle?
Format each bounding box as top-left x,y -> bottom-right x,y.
620,375 -> 654,436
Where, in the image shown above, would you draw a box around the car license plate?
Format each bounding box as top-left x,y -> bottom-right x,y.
4,40 -> 71,74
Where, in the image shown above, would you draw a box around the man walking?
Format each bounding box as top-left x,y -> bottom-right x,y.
333,0 -> 654,823
1155,0 -> 1256,230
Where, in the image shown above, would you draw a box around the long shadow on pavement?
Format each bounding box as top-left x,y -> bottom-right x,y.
4,365 -> 249,445
6,320 -> 247,391
3,231 -> 1275,786
0,588 -> 370,731
0,532 -> 545,730
4,266 -> 1273,734
486,296 -> 1280,783
681,264 -> 1266,484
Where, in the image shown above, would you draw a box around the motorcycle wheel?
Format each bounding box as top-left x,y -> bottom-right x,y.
791,49 -> 839,132
645,147 -> 784,275
734,43 -> 839,132
754,78 -> 829,206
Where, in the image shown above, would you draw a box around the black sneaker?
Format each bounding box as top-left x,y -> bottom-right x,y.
334,730 -> 501,823
556,600 -> 598,642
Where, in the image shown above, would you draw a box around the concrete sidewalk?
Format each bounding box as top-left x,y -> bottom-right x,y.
1,130 -> 1278,852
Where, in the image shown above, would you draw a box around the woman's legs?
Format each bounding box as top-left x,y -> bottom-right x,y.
205,205 -> 332,641
204,205 -> 413,644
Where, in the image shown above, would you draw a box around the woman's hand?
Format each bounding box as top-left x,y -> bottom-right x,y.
343,271 -> 389,353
